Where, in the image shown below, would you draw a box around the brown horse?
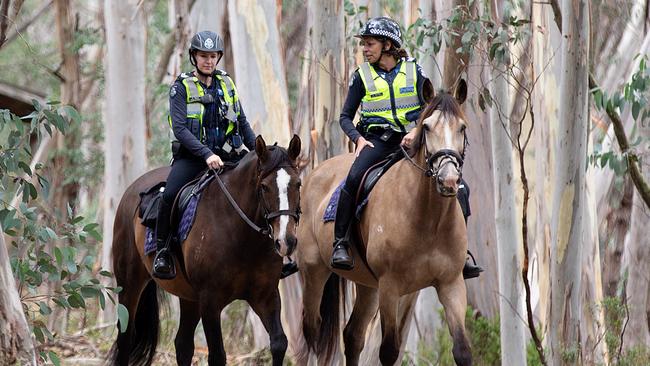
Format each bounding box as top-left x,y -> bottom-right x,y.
108,135 -> 302,366
297,83 -> 472,365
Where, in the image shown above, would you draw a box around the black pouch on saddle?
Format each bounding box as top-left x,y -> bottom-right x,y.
139,181 -> 166,228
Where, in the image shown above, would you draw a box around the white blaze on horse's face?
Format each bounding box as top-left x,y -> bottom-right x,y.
423,110 -> 466,196
273,168 -> 296,256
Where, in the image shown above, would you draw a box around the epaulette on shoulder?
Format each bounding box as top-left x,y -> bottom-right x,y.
215,69 -> 229,76
405,56 -> 417,63
176,72 -> 194,81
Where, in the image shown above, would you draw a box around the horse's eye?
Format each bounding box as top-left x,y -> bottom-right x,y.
261,184 -> 269,192
423,124 -> 430,131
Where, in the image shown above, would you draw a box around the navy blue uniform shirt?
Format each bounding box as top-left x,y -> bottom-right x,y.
169,71 -> 256,160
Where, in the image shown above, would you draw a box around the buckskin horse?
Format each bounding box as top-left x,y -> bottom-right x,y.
108,135 -> 301,366
297,82 -> 472,365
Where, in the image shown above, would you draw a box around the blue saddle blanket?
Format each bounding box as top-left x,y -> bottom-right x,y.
323,180 -> 345,222
144,192 -> 201,256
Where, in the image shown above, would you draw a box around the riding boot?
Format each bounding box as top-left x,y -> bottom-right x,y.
330,188 -> 355,270
457,182 -> 483,279
153,200 -> 176,279
463,250 -> 483,279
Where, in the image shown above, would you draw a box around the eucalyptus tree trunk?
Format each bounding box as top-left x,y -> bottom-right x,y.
621,123 -> 650,350
102,0 -> 147,322
489,4 -> 526,363
227,0 -> 290,146
0,224 -> 37,365
293,0 -> 346,165
549,0 -> 596,363
442,0 -> 469,90
50,0 -> 82,334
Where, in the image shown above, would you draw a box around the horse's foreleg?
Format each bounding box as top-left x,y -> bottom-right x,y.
343,284 -> 378,365
249,289 -> 287,366
199,295 -> 226,366
437,277 -> 472,366
377,281 -> 400,366
175,299 -> 201,366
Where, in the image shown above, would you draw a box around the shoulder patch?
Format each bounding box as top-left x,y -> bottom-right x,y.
169,85 -> 177,97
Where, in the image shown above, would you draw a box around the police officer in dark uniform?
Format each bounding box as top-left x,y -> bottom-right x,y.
330,17 -> 483,279
152,31 -> 255,279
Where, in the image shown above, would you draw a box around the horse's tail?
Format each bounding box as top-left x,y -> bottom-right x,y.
108,281 -> 160,366
316,273 -> 345,363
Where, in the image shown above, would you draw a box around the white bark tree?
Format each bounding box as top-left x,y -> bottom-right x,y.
0,224 -> 37,365
549,0 -> 601,364
102,0 -> 147,321
227,0 -> 291,146
489,3 -> 526,363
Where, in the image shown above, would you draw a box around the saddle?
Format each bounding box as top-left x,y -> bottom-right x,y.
354,150 -> 403,218
138,163 -> 239,255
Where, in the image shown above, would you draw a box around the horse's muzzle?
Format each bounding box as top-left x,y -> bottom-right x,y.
437,173 -> 460,197
274,235 -> 297,257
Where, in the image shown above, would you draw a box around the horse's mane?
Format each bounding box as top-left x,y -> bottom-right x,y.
409,93 -> 466,156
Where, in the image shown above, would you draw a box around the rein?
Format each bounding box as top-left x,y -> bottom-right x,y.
210,161 -> 301,239
212,169 -> 272,238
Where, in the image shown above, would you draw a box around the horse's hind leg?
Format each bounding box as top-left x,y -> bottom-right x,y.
437,277 -> 472,366
248,289 -> 288,366
343,284 -> 378,365
175,299 -> 201,366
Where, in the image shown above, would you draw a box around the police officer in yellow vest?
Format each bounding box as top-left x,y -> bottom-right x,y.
330,17 -> 483,279
153,31 -> 256,279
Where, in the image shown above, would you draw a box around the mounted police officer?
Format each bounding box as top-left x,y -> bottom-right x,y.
152,31 -> 256,279
330,17 -> 483,279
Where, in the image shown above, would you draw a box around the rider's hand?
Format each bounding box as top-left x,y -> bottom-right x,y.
354,136 -> 374,157
206,154 -> 224,170
401,129 -> 417,148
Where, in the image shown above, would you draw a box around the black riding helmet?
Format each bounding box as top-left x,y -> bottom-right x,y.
188,31 -> 224,70
355,16 -> 402,49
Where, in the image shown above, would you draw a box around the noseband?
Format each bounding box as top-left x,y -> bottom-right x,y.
257,164 -> 302,231
402,126 -> 467,180
212,163 -> 301,240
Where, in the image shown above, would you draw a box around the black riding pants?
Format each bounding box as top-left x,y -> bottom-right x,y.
334,132 -> 403,239
157,157 -> 207,244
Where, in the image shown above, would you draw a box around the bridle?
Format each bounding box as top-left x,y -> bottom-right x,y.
401,118 -> 468,180
212,163 -> 301,239
256,164 -> 301,226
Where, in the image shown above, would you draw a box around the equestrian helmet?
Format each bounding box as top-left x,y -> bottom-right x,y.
356,17 -> 402,49
189,31 -> 224,54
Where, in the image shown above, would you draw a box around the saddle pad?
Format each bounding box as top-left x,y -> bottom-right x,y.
323,180 -> 345,222
143,195 -> 200,256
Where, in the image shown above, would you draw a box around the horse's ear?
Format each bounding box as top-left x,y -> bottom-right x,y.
455,79 -> 467,105
255,135 -> 268,162
288,134 -> 301,161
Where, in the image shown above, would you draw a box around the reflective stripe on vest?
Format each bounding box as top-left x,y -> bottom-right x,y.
168,72 -> 240,142
358,60 -> 420,132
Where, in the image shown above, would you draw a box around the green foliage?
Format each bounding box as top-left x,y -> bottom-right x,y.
590,54 -> 649,176
410,307 -> 546,365
1,102 -> 118,364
